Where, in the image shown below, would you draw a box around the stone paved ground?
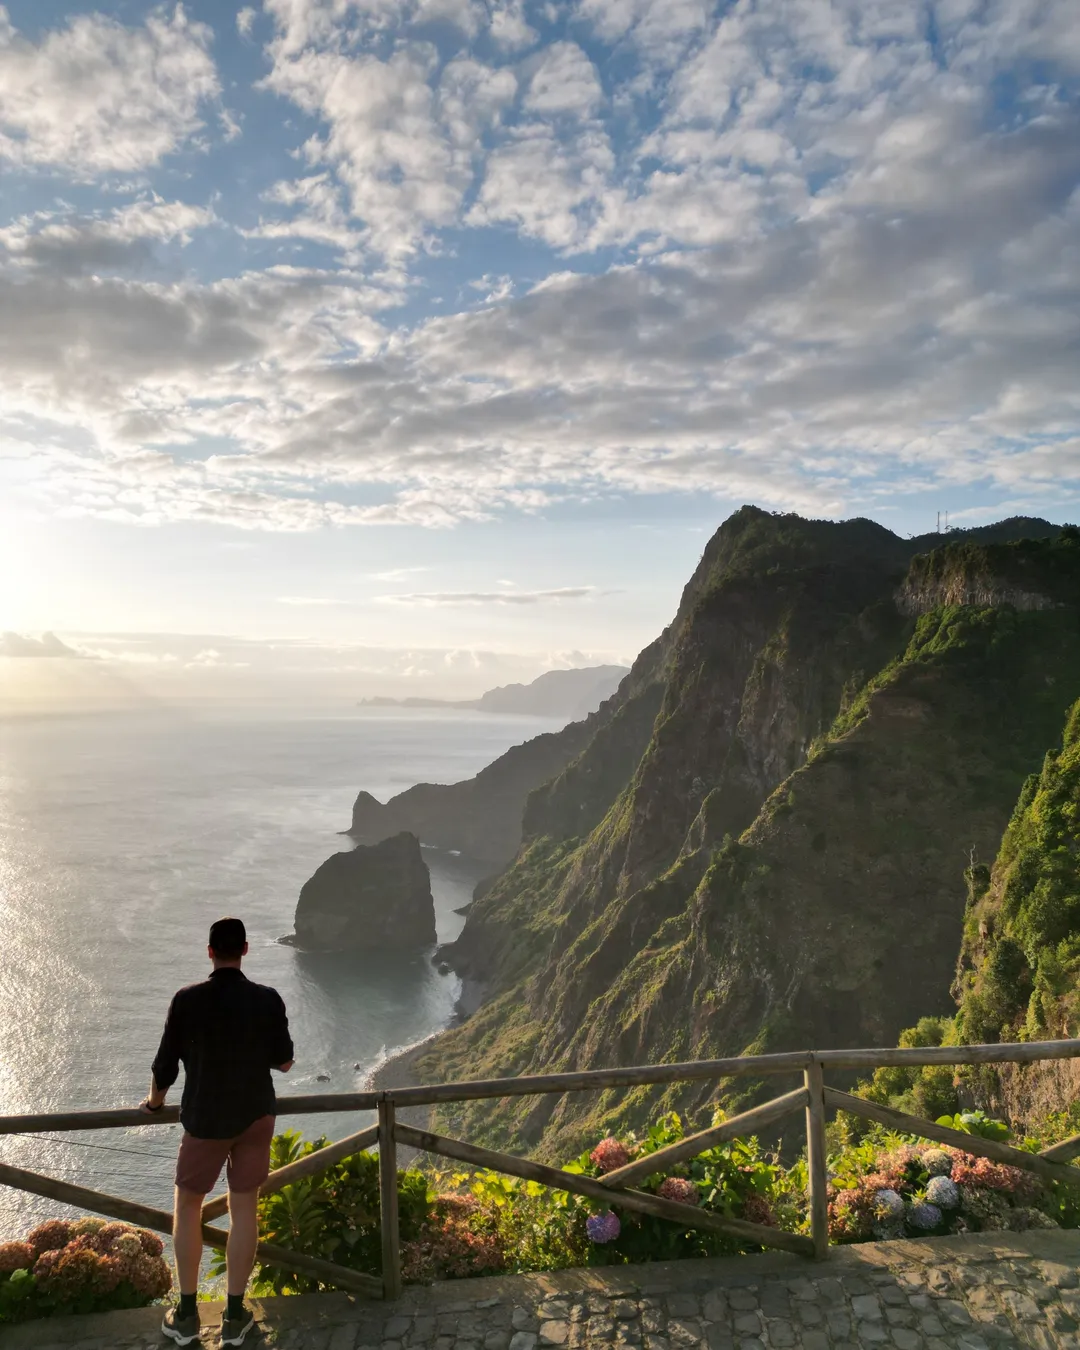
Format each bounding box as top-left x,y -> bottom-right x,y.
8,1230 -> 1079,1350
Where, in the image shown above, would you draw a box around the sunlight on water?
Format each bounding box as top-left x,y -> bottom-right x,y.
0,706 -> 552,1236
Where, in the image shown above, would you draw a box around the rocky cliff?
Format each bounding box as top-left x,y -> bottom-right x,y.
291,832 -> 437,950
956,691 -> 1080,1047
408,511 -> 1076,1158
348,649 -> 668,867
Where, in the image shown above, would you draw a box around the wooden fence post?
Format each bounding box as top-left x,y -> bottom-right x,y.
804,1055 -> 829,1260
378,1096 -> 402,1300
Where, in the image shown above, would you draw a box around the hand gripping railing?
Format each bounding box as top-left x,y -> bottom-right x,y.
3,1038 -> 1080,1299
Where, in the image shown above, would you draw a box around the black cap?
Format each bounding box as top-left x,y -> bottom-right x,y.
209,917 -> 246,958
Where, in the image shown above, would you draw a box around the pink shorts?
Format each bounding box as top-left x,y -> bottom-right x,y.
174,1115 -> 275,1195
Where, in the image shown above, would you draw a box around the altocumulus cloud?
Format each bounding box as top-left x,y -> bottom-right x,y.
0,0 -> 1078,530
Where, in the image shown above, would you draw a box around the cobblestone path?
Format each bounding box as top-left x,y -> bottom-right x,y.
8,1230 -> 1079,1350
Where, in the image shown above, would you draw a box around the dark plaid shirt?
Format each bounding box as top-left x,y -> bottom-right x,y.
151,967 -> 293,1139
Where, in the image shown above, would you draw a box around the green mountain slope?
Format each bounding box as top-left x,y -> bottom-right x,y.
412,513 -> 1077,1158
957,688 -> 1080,1046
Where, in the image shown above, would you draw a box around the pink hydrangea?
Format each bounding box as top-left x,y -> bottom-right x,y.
136,1228 -> 164,1257
589,1137 -> 630,1173
657,1177 -> 698,1206
741,1193 -> 778,1228
26,1219 -> 72,1258
0,1240 -> 34,1272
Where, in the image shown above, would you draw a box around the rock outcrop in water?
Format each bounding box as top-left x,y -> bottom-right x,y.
290,832 -> 436,950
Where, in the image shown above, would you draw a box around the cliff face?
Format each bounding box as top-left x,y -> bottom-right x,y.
411,514 -> 1078,1158
349,641 -> 669,868
956,694 -> 1080,1046
292,832 -> 436,950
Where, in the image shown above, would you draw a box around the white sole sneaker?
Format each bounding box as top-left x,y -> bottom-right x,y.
220,1309 -> 256,1345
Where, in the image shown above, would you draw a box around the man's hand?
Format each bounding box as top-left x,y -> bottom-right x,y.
274,1060 -> 294,1073
138,1076 -> 168,1114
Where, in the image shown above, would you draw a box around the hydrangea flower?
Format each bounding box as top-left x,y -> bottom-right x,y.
657,1177 -> 698,1206
921,1149 -> 953,1176
925,1175 -> 959,1209
586,1211 -> 621,1243
871,1188 -> 904,1220
136,1228 -> 164,1257
741,1193 -> 778,1228
26,1219 -> 71,1258
908,1203 -> 942,1231
0,1240 -> 34,1272
590,1138 -> 630,1173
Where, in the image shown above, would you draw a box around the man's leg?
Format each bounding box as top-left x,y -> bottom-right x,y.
162,1186 -> 206,1344
225,1187 -> 260,1297
173,1186 -> 206,1294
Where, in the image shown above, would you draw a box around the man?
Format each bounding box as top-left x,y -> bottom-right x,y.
141,917 -> 294,1347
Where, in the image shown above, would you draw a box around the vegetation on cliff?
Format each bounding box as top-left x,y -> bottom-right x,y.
957,694 -> 1080,1045
855,681 -> 1080,1127
413,512 -> 1080,1159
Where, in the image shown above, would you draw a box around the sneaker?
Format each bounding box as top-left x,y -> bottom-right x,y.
162,1304 -> 201,1346
220,1307 -> 256,1346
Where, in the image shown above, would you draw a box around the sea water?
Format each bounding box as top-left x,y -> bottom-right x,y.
0,704 -> 556,1236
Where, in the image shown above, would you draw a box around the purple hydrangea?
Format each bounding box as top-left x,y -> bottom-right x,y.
926,1175 -> 960,1209
871,1188 -> 904,1220
908,1203 -> 942,1231
586,1211 -> 621,1244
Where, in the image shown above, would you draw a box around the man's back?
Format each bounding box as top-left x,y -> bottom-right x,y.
152,967 -> 293,1139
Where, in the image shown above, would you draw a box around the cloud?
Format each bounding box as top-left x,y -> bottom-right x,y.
368,566 -> 430,580
262,42 -> 514,258
523,42 -> 603,117
0,5 -> 220,173
378,587 -> 596,605
276,595 -> 342,605
0,0 -> 1079,534
237,7 -> 257,37
0,197 -> 217,274
0,631 -> 84,658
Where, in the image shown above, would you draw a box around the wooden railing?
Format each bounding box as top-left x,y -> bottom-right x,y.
3,1038 -> 1080,1300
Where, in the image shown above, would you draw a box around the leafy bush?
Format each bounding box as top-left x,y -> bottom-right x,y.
826,1125 -> 1059,1244
226,1129 -> 432,1295
0,1219 -> 171,1324
221,1108 -> 1080,1293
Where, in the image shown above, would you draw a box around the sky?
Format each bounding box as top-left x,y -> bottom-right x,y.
1,0 -> 1079,705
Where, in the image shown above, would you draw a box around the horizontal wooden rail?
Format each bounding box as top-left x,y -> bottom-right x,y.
825,1089 -> 1080,1191
394,1121 -> 815,1258
600,1088 -> 809,1191
202,1123 -> 380,1222
1041,1133 -> 1080,1164
0,1160 -> 382,1296
0,1093 -> 381,1136
5,1038 -> 1080,1295
3,1040 -> 1079,1133
815,1039 -> 1080,1071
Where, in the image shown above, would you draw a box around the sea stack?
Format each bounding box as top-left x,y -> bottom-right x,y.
291,831 -> 437,950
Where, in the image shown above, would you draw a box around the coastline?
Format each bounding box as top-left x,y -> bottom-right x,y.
366,973 -> 488,1163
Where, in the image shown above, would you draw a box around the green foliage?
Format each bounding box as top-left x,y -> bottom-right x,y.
847,1018 -> 962,1133
956,697 -> 1080,1043
221,1130 -> 431,1295
934,1111 -> 1011,1142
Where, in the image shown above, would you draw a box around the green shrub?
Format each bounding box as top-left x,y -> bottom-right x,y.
228,1130 -> 432,1295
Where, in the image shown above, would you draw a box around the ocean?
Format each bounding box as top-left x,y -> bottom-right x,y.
0,704 -> 556,1238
